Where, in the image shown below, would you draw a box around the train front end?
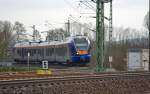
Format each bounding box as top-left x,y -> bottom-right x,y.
70,36 -> 91,65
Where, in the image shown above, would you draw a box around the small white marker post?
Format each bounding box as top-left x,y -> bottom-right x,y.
27,52 -> 30,71
42,60 -> 48,70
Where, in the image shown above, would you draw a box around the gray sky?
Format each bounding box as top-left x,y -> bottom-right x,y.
0,0 -> 148,31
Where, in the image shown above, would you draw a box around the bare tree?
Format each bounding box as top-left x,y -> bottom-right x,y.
13,21 -> 26,41
144,11 -> 149,31
0,21 -> 14,57
46,28 -> 65,41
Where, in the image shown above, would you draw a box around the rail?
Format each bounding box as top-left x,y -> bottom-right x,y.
0,71 -> 150,94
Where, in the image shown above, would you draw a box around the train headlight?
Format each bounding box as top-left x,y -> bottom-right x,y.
76,52 -> 79,55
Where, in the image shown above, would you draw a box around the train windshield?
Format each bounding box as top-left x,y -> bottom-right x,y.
74,38 -> 88,50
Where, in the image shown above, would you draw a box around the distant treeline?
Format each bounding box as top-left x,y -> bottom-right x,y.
89,37 -> 149,71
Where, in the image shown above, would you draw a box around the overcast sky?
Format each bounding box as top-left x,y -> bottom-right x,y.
0,0 -> 148,31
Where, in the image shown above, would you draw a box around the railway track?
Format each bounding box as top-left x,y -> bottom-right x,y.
0,71 -> 149,86
0,69 -> 148,80
0,70 -> 149,79
0,71 -> 150,82
0,71 -> 150,94
0,66 -> 93,80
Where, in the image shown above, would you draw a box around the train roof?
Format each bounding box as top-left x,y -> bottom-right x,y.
14,36 -> 89,48
14,37 -> 71,48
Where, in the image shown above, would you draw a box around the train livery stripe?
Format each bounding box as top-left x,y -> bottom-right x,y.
77,50 -> 88,55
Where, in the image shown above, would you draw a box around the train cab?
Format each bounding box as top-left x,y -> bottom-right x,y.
70,36 -> 91,64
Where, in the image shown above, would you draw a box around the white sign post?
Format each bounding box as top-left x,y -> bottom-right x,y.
109,56 -> 113,68
42,61 -> 48,70
27,52 -> 30,71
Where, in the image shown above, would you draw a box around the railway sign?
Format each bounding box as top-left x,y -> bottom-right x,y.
109,56 -> 113,62
28,52 -> 30,56
42,61 -> 48,69
27,52 -> 30,71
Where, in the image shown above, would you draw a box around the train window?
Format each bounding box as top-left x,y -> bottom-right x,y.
24,49 -> 29,56
33,49 -> 36,56
38,49 -> 41,56
24,49 -> 33,56
46,48 -> 48,56
30,49 -> 33,56
56,46 -> 67,56
20,48 -> 22,56
22,48 -> 24,56
24,49 -> 27,56
46,47 -> 54,56
37,48 -> 44,56
17,48 -> 22,56
22,48 -> 25,56
30,49 -> 32,56
17,49 -> 19,55
74,38 -> 88,50
17,49 -> 19,56
41,48 -> 44,57
31,49 -> 35,56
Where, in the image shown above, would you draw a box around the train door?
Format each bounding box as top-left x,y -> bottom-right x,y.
63,44 -> 69,63
32,48 -> 37,62
45,46 -> 55,62
55,45 -> 60,62
55,44 -> 68,63
66,44 -> 71,63
38,48 -> 44,61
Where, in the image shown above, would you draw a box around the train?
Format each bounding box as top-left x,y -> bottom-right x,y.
13,36 -> 91,65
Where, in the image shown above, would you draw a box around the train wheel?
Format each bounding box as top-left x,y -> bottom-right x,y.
77,63 -> 87,67
66,60 -> 73,66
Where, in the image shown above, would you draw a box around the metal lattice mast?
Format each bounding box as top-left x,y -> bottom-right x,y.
148,1 -> 150,71
96,0 -> 112,72
101,2 -> 105,70
109,0 -> 113,44
96,0 -> 101,72
96,0 -> 105,72
109,0 -> 113,68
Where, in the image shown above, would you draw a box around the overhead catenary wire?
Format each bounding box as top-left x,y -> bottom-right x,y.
45,21 -> 56,30
79,0 -> 96,12
69,16 -> 95,32
63,0 -> 82,14
63,0 -> 95,22
80,0 -> 95,9
79,0 -> 110,22
63,0 -> 96,33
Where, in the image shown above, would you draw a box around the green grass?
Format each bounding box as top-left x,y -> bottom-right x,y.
0,66 -> 40,72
